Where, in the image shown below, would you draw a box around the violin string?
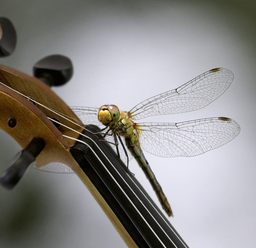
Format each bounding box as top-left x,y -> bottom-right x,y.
0,82 -> 116,151
48,116 -> 101,142
3,80 -> 178,241
62,134 -> 182,247
64,136 -> 180,244
0,82 -> 189,245
1,82 -> 120,154
0,82 -> 95,137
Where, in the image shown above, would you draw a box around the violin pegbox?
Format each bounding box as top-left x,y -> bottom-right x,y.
0,63 -> 83,189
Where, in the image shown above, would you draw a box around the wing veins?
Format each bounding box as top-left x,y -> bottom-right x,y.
129,68 -> 234,120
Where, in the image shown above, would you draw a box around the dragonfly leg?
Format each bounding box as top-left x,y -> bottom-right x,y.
95,128 -> 135,175
113,132 -> 120,158
93,126 -> 109,135
97,129 -> 117,146
95,127 -> 116,143
117,136 -> 135,176
96,129 -> 122,159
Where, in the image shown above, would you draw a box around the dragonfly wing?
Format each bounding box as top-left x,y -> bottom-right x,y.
129,68 -> 234,120
71,106 -> 104,127
34,163 -> 74,173
33,107 -> 100,174
137,117 -> 240,157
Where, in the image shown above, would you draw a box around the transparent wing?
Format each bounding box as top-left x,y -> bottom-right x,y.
137,117 -> 240,157
34,107 -> 102,173
129,68 -> 234,120
71,106 -> 102,127
34,163 -> 74,173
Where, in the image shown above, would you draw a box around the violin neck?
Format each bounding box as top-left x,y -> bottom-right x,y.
70,125 -> 189,248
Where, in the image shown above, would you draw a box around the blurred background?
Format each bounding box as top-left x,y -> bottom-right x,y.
0,0 -> 255,247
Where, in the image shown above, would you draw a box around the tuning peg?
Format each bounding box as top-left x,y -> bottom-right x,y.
0,137 -> 45,190
33,54 -> 73,87
0,17 -> 17,57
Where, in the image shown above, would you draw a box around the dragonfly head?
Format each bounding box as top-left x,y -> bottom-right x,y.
97,104 -> 120,126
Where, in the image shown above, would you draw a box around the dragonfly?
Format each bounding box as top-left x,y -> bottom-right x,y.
69,67 -> 240,217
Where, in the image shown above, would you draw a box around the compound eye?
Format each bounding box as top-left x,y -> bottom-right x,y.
108,105 -> 120,123
97,105 -> 120,126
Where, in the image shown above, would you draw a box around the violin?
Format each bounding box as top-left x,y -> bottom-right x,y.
0,17 -> 240,248
0,18 -> 189,247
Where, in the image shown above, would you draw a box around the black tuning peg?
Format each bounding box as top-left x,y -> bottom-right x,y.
33,54 -> 73,87
0,137 -> 45,190
0,17 -> 17,57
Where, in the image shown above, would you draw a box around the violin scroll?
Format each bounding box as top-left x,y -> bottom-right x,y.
0,63 -> 83,188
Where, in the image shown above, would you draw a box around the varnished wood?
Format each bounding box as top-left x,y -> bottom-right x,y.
0,64 -> 84,147
0,66 -> 139,247
71,126 -> 188,247
73,161 -> 138,248
0,85 -> 73,168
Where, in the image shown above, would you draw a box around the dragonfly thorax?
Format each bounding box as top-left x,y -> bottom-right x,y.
97,104 -> 120,126
114,111 -> 135,137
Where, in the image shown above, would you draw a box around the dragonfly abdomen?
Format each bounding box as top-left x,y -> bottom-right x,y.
125,134 -> 173,217
140,158 -> 173,217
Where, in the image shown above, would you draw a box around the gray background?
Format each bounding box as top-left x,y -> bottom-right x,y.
0,0 -> 255,247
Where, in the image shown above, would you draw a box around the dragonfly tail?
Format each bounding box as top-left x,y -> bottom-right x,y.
125,136 -> 173,217
140,160 -> 173,217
